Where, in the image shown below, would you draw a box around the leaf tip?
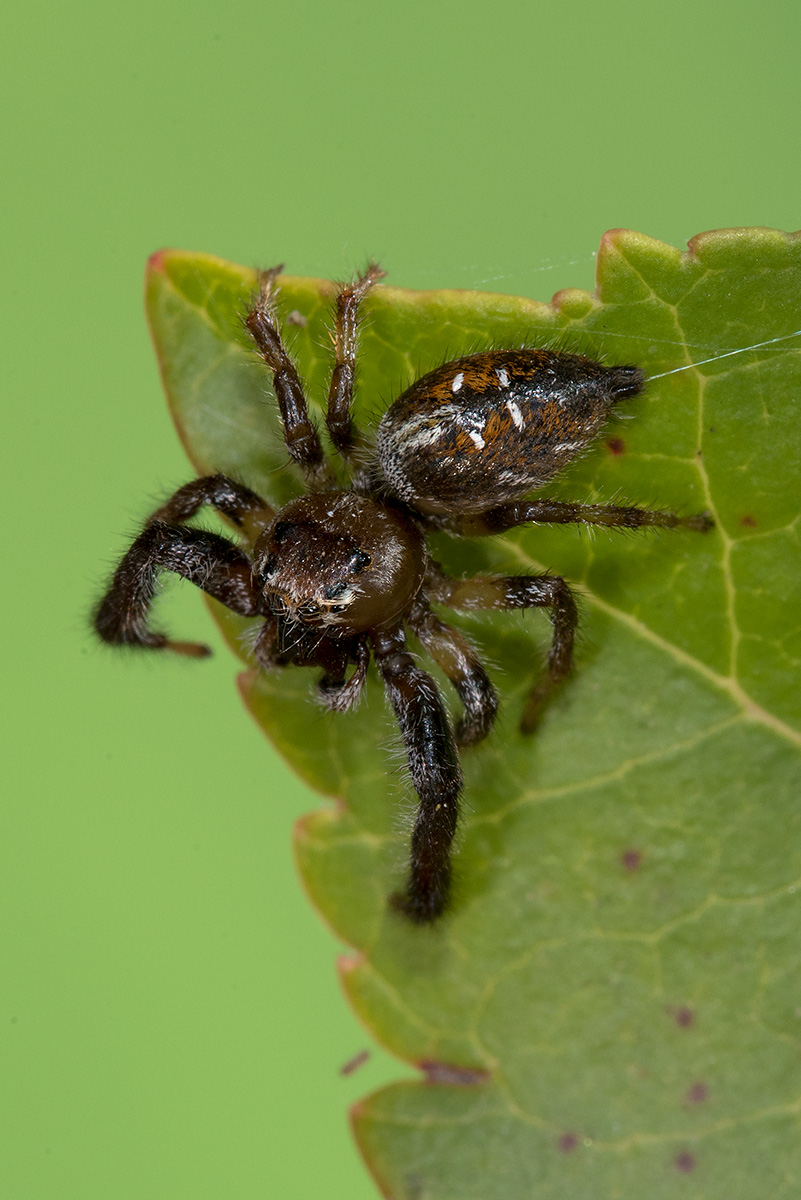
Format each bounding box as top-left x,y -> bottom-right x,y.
686,225 -> 801,268
599,227 -> 629,251
293,805 -> 345,857
550,287 -> 595,320
146,248 -> 170,277
337,952 -> 364,976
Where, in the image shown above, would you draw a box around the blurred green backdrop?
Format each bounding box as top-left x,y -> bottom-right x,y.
2,1 -> 799,1197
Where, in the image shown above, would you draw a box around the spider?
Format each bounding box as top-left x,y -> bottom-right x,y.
95,263 -> 713,924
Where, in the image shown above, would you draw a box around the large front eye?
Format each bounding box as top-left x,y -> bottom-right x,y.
349,549 -> 372,573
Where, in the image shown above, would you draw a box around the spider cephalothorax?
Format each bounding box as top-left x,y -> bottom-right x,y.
95,263 -> 712,923
253,493 -> 426,635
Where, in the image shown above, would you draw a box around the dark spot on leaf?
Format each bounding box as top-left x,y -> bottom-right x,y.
621,848 -> 642,871
739,514 -> 758,527
606,436 -> 626,455
683,1081 -> 708,1105
668,1005 -> 695,1028
339,1049 -> 370,1076
674,1151 -> 696,1173
404,1173 -> 424,1200
286,309 -> 307,326
558,1132 -> 578,1153
419,1060 -> 488,1085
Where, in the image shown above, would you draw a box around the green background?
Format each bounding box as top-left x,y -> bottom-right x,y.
2,2 -> 799,1198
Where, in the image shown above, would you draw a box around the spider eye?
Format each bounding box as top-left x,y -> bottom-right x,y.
258,553 -> 277,580
349,549 -> 372,573
272,520 -> 293,544
297,601 -> 321,620
323,582 -> 346,600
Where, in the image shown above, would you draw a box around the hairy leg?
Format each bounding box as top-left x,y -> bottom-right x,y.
426,563 -> 578,734
246,266 -> 330,486
149,474 -> 275,545
438,498 -> 714,537
371,625 -> 462,923
326,262 -> 386,457
95,523 -> 260,656
408,596 -> 498,745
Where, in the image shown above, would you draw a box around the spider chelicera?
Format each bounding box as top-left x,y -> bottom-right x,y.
95,263 -> 712,923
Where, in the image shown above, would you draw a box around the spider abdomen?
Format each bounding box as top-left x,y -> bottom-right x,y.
376,349 -> 644,515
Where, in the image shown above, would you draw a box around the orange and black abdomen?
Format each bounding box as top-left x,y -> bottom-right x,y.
375,349 -> 644,516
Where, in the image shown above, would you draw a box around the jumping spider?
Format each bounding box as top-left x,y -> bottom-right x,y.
95,263 -> 712,923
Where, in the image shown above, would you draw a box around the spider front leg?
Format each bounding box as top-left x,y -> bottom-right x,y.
326,262 -> 386,458
246,266 -> 331,487
149,473 -> 275,545
408,596 -> 498,746
371,625 -> 462,924
95,523 -> 261,656
426,564 -> 578,734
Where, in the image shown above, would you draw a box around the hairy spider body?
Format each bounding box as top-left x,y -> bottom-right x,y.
95,263 -> 712,924
376,349 -> 645,515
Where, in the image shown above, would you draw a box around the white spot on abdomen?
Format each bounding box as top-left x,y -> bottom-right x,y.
452,372 -> 464,393
468,430 -> 485,449
506,399 -> 524,430
496,367 -> 510,388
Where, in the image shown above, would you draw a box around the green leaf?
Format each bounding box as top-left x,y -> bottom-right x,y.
146,230 -> 801,1199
